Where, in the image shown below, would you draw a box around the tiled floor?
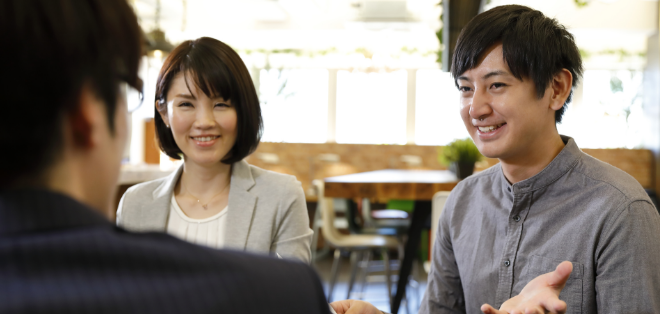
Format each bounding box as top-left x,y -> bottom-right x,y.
312,249 -> 428,314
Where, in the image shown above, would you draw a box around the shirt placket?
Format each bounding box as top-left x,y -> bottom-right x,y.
494,188 -> 532,308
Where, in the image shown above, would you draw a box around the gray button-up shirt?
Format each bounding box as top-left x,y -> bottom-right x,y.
420,136 -> 660,314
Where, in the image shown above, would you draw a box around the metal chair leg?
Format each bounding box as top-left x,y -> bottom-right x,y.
383,248 -> 392,308
311,205 -> 321,262
328,249 -> 342,302
346,251 -> 360,299
358,250 -> 372,299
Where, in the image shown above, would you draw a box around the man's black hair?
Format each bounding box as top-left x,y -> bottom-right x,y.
0,0 -> 142,188
451,5 -> 583,123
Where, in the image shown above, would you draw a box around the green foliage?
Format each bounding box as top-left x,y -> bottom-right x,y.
436,0 -> 443,66
579,49 -> 591,59
610,76 -> 623,93
435,28 -> 443,64
438,138 -> 483,165
574,0 -> 589,8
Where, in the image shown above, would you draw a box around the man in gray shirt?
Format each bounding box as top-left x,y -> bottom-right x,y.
418,4 -> 660,314
332,4 -> 660,314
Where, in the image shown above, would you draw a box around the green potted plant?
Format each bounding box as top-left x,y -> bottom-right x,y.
439,138 -> 483,179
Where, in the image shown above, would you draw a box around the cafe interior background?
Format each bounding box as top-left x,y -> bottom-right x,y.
120,0 -> 660,312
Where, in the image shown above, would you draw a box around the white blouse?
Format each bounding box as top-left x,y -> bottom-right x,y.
166,195 -> 228,249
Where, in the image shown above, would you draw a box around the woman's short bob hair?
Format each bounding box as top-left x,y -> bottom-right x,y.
154,37 -> 263,164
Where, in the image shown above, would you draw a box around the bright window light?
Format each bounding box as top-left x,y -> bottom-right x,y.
259,69 -> 329,143
335,70 -> 408,144
415,69 -> 469,145
558,70 -> 644,149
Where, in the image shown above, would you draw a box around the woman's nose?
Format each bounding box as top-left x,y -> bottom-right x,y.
194,107 -> 215,129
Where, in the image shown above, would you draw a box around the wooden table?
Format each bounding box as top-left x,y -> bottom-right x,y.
324,169 -> 459,314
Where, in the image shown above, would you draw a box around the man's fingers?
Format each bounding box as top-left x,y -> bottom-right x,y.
330,300 -> 349,314
522,306 -> 545,314
481,303 -> 504,314
547,261 -> 573,288
543,298 -> 567,314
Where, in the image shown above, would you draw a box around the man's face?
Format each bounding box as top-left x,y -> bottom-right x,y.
456,44 -> 557,161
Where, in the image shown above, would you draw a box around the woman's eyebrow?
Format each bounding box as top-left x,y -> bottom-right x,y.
175,93 -> 195,99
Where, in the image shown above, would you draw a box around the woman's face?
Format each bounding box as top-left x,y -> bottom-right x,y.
159,72 -> 238,166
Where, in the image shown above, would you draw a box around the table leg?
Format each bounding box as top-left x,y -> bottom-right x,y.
390,200 -> 431,314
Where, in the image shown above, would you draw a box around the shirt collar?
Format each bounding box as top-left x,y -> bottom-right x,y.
0,188 -> 110,235
499,135 -> 582,195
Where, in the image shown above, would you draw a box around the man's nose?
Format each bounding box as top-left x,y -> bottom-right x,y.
469,88 -> 492,121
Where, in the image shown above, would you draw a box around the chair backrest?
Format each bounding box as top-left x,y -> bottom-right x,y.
430,191 -> 451,255
312,180 -> 345,248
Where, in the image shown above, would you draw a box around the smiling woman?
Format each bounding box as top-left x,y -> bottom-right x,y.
116,37 -> 313,263
162,73 -> 239,168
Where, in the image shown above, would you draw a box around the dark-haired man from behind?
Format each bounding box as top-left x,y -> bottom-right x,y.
419,4 -> 660,314
0,0 -> 329,313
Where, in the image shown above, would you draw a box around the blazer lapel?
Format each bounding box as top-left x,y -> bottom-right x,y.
224,160 -> 257,250
140,165 -> 183,232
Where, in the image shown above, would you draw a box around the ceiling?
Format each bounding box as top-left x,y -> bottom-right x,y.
133,0 -> 442,51
132,0 -> 658,68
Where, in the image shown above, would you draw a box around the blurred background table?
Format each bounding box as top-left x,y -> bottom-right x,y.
324,169 -> 459,314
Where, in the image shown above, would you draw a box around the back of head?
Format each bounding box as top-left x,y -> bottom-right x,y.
451,5 -> 583,123
0,0 -> 142,188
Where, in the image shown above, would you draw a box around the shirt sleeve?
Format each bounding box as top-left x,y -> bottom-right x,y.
419,197 -> 466,314
595,200 -> 660,312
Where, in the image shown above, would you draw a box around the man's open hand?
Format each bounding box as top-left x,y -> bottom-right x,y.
481,261 -> 573,314
330,300 -> 381,314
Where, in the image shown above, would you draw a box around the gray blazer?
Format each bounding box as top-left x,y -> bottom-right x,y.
117,160 -> 313,263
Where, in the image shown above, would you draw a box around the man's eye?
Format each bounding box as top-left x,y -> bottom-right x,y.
491,83 -> 506,89
458,86 -> 472,92
178,102 -> 193,107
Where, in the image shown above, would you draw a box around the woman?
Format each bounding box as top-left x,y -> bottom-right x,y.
117,37 -> 312,263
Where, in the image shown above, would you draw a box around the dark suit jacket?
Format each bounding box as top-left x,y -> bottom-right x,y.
0,189 -> 330,314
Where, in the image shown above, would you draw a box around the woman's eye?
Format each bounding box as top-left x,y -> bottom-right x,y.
215,103 -> 229,108
178,102 -> 193,107
491,83 -> 506,89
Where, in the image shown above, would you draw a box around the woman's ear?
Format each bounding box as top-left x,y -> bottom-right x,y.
549,69 -> 573,111
156,100 -> 170,128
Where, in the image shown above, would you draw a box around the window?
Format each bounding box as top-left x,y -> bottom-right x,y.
558,70 -> 644,148
259,69 -> 329,143
335,70 -> 408,144
415,69 -> 469,145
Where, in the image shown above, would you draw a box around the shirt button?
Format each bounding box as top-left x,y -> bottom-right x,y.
513,215 -> 521,222
504,259 -> 510,267
507,187 -> 511,192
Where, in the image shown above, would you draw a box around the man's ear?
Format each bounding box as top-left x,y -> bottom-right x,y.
549,69 -> 573,111
69,84 -> 104,148
156,100 -> 170,128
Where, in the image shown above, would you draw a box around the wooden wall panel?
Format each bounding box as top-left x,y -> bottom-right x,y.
244,142 -> 655,194
144,118 -> 160,165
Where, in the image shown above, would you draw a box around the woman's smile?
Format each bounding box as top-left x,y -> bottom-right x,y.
190,135 -> 221,147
